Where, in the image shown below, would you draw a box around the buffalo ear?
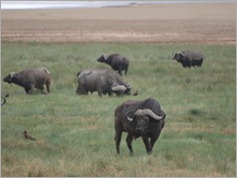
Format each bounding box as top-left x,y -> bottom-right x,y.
76,72 -> 81,77
180,51 -> 185,57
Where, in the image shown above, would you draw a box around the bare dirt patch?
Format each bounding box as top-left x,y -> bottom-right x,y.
1,3 -> 236,44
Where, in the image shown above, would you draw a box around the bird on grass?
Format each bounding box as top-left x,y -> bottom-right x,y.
133,90 -> 138,96
22,130 -> 36,141
5,92 -> 9,98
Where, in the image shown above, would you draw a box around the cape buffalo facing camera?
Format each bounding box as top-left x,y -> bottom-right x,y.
97,54 -> 129,76
114,97 -> 166,155
173,50 -> 204,68
3,67 -> 51,94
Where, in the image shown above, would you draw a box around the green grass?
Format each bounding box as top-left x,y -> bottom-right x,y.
1,41 -> 236,176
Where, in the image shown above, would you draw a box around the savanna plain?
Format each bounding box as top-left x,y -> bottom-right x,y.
1,3 -> 236,177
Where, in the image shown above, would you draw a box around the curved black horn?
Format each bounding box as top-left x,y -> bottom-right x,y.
1,96 -> 6,106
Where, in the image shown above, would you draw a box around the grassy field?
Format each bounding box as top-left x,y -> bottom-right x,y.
1,41 -> 236,177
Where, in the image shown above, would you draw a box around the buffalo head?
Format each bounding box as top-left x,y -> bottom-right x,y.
173,53 -> 184,61
3,72 -> 16,83
111,83 -> 132,96
97,54 -> 108,63
127,109 -> 165,135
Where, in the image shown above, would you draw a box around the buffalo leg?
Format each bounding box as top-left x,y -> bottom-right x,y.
24,87 -> 33,94
149,129 -> 162,154
41,90 -> 47,94
24,88 -> 30,94
142,135 -> 152,154
28,84 -> 36,94
126,134 -> 134,155
97,87 -> 103,97
115,129 -> 122,154
150,137 -> 158,154
46,81 -> 50,93
118,67 -> 122,76
40,86 -> 47,94
125,68 -> 128,76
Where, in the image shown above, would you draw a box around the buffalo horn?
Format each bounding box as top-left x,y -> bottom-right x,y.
112,85 -> 127,91
172,52 -> 175,57
126,83 -> 132,89
134,109 -> 164,120
102,54 -> 108,60
10,72 -> 16,78
172,52 -> 176,59
180,51 -> 185,57
126,116 -> 133,122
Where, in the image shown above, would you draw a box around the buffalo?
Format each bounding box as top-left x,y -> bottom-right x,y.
97,54 -> 129,76
114,97 -> 166,155
3,67 -> 51,94
173,50 -> 204,68
76,68 -> 132,97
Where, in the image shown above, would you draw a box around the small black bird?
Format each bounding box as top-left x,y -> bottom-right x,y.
22,130 -> 36,141
5,92 -> 9,98
133,90 -> 138,96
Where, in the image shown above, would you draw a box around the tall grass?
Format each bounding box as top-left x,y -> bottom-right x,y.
1,41 -> 236,176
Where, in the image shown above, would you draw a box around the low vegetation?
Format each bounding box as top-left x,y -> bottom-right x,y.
1,41 -> 236,176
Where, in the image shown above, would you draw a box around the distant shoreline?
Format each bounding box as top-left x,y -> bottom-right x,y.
1,1 -> 235,10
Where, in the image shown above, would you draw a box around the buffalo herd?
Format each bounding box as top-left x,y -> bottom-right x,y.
3,50 -> 204,155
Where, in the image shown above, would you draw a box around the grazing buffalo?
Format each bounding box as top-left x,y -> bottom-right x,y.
97,54 -> 129,76
3,67 -> 51,94
76,68 -> 132,97
173,50 -> 204,68
114,97 -> 166,155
